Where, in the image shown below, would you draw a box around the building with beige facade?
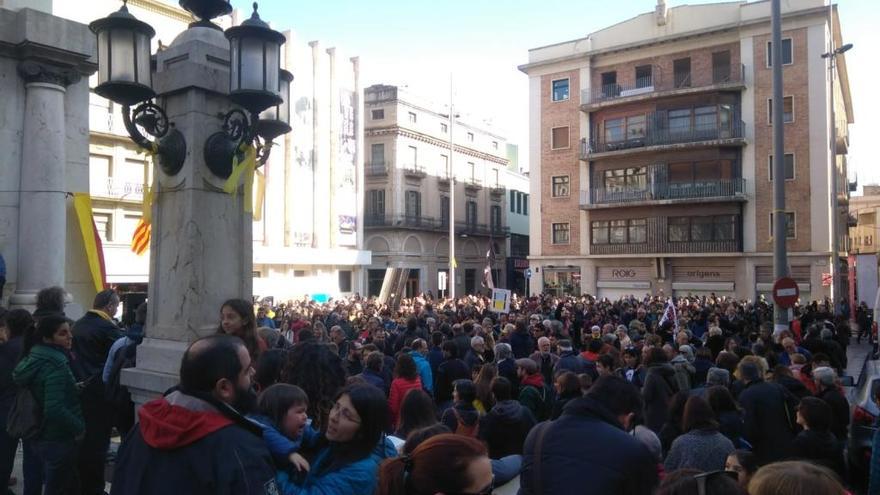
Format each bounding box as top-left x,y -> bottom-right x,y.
850,185 -> 880,256
520,0 -> 853,302
363,84 -> 529,296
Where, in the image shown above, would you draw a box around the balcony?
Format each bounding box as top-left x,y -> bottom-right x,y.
363,214 -> 509,237
91,177 -> 145,201
589,216 -> 741,255
580,64 -> 745,111
365,162 -> 388,177
464,177 -> 483,191
582,114 -> 745,160
581,167 -> 748,209
457,221 -> 510,237
489,184 -> 505,196
402,163 -> 427,179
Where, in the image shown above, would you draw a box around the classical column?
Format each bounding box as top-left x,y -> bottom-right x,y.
8,61 -> 80,310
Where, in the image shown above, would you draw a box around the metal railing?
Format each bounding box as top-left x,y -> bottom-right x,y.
464,177 -> 483,188
589,216 -> 741,255
582,64 -> 745,105
365,162 -> 387,176
585,177 -> 747,206
402,163 -> 426,176
587,109 -> 745,155
364,214 -> 509,236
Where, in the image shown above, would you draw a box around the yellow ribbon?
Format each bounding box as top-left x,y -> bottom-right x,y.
223,144 -> 258,214
137,142 -> 159,225
253,168 -> 266,221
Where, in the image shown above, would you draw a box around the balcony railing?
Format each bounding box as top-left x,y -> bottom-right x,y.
464,177 -> 483,189
402,163 -> 427,178
584,178 -> 747,207
91,177 -> 145,200
589,216 -> 741,255
365,162 -> 387,176
585,111 -> 745,157
582,64 -> 745,105
364,214 -> 509,236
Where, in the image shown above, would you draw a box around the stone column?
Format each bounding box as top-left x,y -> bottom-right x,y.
121,26 -> 253,406
8,61 -> 79,310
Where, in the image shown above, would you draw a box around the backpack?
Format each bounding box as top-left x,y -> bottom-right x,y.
6,387 -> 43,440
452,408 -> 479,438
105,341 -> 138,409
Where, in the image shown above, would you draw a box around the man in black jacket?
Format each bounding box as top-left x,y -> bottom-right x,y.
72,289 -> 123,495
111,334 -> 277,495
434,341 -> 470,407
813,366 -> 850,442
738,361 -> 796,465
519,375 -> 657,495
478,377 -> 535,459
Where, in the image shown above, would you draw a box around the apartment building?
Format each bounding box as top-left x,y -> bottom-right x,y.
520,0 -> 853,301
850,185 -> 880,256
363,84 -> 524,297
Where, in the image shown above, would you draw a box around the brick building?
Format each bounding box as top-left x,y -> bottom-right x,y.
520,0 -> 853,301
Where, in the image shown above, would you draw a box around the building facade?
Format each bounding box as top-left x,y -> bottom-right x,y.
850,185 -> 880,256
363,84 -> 527,297
520,0 -> 853,302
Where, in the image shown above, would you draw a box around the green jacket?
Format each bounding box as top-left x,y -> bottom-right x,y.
518,383 -> 552,422
13,344 -> 84,441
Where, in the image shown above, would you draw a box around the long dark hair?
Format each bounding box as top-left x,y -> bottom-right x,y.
377,434 -> 488,495
280,341 -> 347,431
396,389 -> 438,439
394,353 -> 418,380
218,299 -> 260,359
325,384 -> 389,474
22,314 -> 68,356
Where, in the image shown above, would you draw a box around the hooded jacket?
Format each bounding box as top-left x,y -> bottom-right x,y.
670,354 -> 695,392
409,351 -> 433,394
440,401 -> 480,433
110,390 -> 277,495
642,363 -> 679,432
478,399 -> 536,459
518,373 -> 552,422
12,343 -> 84,441
519,396 -> 658,495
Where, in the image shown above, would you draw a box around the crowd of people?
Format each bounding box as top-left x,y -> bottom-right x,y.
0,286 -> 876,495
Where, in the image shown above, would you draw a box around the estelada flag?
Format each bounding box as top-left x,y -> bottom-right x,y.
131,219 -> 150,255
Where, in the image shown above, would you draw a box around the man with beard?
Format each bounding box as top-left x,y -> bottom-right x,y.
111,334 -> 277,495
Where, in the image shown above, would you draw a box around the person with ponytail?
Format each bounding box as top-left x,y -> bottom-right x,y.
13,314 -> 84,495
377,433 -> 494,495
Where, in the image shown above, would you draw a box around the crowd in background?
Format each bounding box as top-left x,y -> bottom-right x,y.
0,287 -> 877,495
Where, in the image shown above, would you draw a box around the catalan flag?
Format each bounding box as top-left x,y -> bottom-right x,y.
131,219 -> 150,255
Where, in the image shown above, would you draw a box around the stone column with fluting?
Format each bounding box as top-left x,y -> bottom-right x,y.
121,25 -> 253,406
8,62 -> 80,311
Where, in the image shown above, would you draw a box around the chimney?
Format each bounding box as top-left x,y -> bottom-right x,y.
656,0 -> 668,26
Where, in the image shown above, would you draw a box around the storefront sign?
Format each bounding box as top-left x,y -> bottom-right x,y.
598,266 -> 651,281
672,266 -> 735,282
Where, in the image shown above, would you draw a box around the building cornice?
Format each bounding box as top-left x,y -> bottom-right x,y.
366,126 -> 509,166
129,0 -> 194,24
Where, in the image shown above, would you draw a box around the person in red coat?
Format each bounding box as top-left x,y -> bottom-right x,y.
388,353 -> 423,428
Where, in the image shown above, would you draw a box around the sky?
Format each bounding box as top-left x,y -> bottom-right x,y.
231,0 -> 880,192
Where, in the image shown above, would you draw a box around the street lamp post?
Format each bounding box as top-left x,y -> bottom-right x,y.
448,75 -> 456,300
771,0 -> 790,333
822,39 -> 853,310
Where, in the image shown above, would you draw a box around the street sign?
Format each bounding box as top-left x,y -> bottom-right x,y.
525,268 -> 532,279
772,277 -> 799,309
438,271 -> 448,290
821,272 -> 832,287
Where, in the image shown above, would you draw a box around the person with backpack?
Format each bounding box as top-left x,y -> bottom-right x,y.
440,379 -> 480,437
103,303 -> 146,436
516,358 -> 552,422
479,377 -> 535,459
12,314 -> 84,495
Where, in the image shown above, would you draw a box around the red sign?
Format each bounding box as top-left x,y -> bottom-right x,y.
772,277 -> 800,308
821,272 -> 832,287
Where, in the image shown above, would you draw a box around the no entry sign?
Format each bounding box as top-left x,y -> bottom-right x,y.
772,277 -> 800,309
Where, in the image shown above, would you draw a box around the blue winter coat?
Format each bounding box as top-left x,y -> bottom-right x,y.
247,414 -> 320,467
276,437 -> 396,495
410,351 -> 433,394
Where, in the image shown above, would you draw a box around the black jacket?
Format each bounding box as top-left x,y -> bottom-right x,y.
434,357 -> 470,405
464,349 -> 486,372
738,380 -> 795,465
775,375 -> 812,400
0,336 -> 23,414
790,429 -> 846,481
550,391 -> 581,420
440,401 -> 480,433
519,396 -> 658,495
509,330 -> 534,359
478,400 -> 535,459
642,363 -> 678,433
111,390 -> 277,495
818,387 -> 851,441
72,311 -> 122,380
554,351 -> 596,379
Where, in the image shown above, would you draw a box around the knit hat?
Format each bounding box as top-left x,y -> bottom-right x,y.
678,345 -> 695,363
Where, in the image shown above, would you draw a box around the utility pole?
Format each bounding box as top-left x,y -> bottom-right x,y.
448,74 -> 456,300
771,0 -> 790,333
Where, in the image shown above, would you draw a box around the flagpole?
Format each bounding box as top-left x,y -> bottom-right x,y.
448,74 -> 456,301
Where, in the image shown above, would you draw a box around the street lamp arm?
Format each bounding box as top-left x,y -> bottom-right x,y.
122,102 -> 186,175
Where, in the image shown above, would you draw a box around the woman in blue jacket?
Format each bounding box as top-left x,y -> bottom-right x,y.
277,384 -> 395,495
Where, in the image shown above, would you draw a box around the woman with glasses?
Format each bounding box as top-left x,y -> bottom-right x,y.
376,433 -> 494,495
275,384 -> 396,495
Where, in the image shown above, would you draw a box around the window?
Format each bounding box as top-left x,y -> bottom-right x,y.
338,270 -> 352,292
629,218 -> 647,243
467,132 -> 474,142
770,211 -> 796,239
768,97 -> 794,123
121,214 -> 142,242
408,112 -> 417,123
626,115 -> 646,141
294,270 -> 307,277
601,71 -> 617,97
768,153 -> 795,181
523,194 -> 528,215
591,219 -> 645,244
668,217 -> 691,242
441,123 -> 448,133
712,51 -> 731,83
603,167 -> 647,191
371,143 -> 385,164
551,126 -> 570,150
441,196 -> 450,226
492,169 -> 499,187
691,216 -> 714,241
468,162 -> 476,180
551,78 -> 570,102
366,190 -> 385,219
551,175 -> 570,197
405,190 -> 421,218
552,223 -> 570,244
669,109 -> 692,136
491,205 -> 502,232
440,154 -> 449,176
407,145 -> 418,167
670,216 -> 738,242
510,190 -> 516,213
673,58 -> 691,88
89,154 -> 111,196
94,212 -> 113,243
713,215 -> 736,241
766,38 -> 793,67
609,220 -> 627,244
592,221 -> 609,244
604,118 -> 624,143
635,65 -> 652,88
492,141 -> 498,150
371,109 -> 384,120
516,191 -> 523,214
466,201 -> 477,226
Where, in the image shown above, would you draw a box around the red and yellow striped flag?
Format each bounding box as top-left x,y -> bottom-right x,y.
131,219 -> 150,255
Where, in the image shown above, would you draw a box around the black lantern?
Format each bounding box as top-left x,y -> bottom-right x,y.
225,3 -> 285,114
257,69 -> 293,141
89,0 -> 156,106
